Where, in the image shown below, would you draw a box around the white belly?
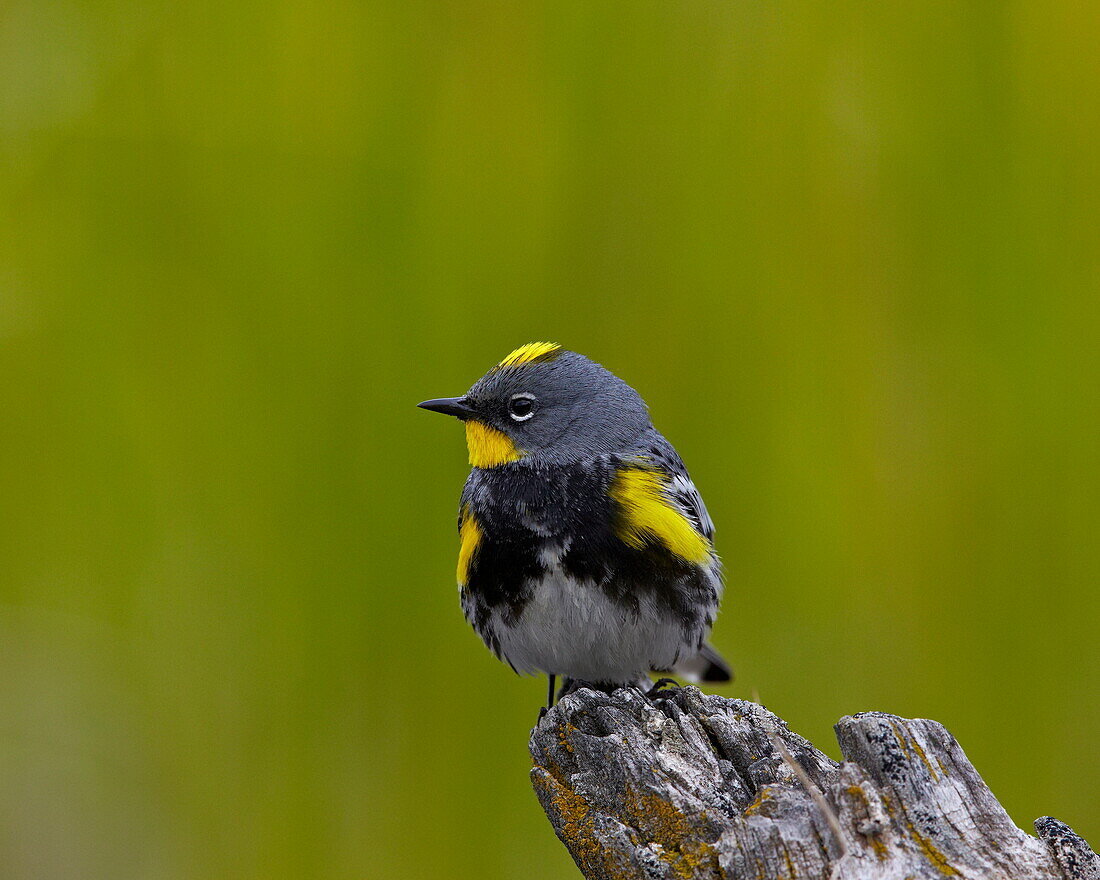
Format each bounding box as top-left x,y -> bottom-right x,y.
492,569 -> 690,682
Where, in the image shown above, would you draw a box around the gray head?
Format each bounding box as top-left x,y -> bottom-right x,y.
418,343 -> 652,467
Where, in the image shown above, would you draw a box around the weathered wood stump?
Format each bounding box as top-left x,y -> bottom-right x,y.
530,686 -> 1098,879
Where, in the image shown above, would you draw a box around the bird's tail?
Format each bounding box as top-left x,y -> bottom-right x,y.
673,643 -> 733,684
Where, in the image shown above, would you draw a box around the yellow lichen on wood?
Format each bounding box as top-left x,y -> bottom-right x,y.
844,784 -> 888,860
908,823 -> 961,877
556,722 -> 576,755
623,787 -> 718,880
910,735 -> 939,780
531,771 -> 633,879
888,720 -> 940,781
744,788 -> 773,815
890,721 -> 912,758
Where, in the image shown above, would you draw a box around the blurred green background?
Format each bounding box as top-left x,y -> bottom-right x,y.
2,1 -> 1098,877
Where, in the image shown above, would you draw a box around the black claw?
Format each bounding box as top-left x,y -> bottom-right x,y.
556,677 -> 581,700
556,677 -> 610,700
646,678 -> 681,699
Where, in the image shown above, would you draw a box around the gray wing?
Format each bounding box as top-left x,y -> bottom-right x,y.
639,432 -> 715,543
667,471 -> 715,543
638,432 -> 729,680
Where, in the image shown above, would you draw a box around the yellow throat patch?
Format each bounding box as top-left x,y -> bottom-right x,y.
609,467 -> 711,564
457,505 -> 482,587
465,420 -> 523,468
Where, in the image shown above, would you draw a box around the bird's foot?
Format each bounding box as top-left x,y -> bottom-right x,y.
556,677 -> 619,700
646,677 -> 681,700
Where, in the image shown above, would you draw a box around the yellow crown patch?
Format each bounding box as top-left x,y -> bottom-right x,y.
497,342 -> 562,369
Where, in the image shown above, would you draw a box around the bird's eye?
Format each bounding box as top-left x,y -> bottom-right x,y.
508,394 -> 536,421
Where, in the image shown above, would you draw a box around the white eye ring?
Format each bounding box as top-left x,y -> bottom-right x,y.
508,393 -> 537,421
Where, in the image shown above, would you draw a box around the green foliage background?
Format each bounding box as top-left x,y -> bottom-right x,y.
1,2 -> 1098,878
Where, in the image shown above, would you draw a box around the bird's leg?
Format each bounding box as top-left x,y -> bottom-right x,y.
537,674 -> 557,723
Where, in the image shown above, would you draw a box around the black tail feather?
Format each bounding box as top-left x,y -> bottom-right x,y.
665,642 -> 733,684
697,642 -> 733,682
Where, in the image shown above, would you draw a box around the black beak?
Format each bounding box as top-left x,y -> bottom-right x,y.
417,396 -> 477,420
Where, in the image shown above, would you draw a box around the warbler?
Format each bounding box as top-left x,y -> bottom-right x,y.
419,342 -> 730,706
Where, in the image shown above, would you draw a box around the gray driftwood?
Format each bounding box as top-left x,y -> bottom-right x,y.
530,686 -> 1097,880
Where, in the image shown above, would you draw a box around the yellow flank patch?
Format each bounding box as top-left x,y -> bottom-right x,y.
609,468 -> 711,564
465,420 -> 523,468
498,341 -> 561,368
457,505 -> 482,587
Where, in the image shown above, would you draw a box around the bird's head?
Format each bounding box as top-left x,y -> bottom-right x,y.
418,342 -> 651,468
